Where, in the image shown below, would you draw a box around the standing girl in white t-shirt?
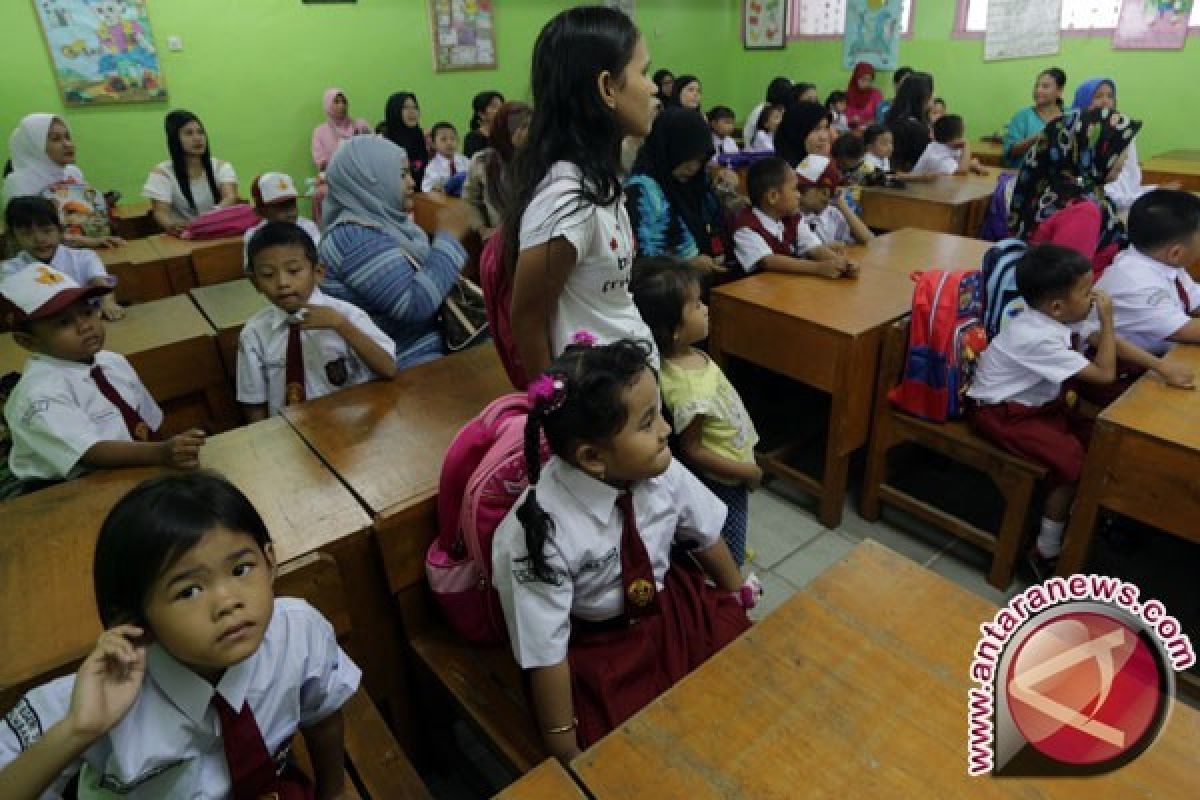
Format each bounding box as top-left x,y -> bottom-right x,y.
143,110 -> 238,234
504,6 -> 660,378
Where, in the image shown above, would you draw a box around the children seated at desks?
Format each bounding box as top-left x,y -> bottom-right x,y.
731,157 -> 856,278
826,90 -> 850,133
707,106 -> 740,157
243,173 -> 320,265
3,196 -> 123,320
238,221 -> 396,422
832,134 -> 870,186
631,258 -> 761,566
863,124 -> 893,173
912,115 -> 986,177
747,104 -> 783,153
0,471 -> 361,799
795,156 -> 873,247
929,97 -> 947,127
1,266 -> 205,482
421,122 -> 471,193
491,337 -> 754,759
967,245 -> 1192,576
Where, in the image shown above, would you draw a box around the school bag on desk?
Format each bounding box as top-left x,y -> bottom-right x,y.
179,203 -> 259,240
888,269 -> 988,422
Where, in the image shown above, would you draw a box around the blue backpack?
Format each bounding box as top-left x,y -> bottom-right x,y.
981,238 -> 1028,341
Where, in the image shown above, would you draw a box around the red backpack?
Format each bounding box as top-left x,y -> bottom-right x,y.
888,270 -> 988,422
179,203 -> 260,240
425,393 -> 549,644
479,227 -> 528,390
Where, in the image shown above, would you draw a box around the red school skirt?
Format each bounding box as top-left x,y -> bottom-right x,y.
567,554 -> 751,748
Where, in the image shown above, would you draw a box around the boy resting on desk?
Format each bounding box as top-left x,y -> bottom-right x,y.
1,266 -> 205,482
238,221 -> 396,422
911,115 -> 987,177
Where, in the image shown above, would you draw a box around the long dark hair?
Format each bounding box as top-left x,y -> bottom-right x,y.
774,101 -> 830,167
885,71 -> 934,125
765,76 -> 792,106
165,110 -> 219,213
484,102 -> 532,218
1039,67 -> 1067,110
470,90 -> 505,132
500,6 -> 641,275
517,339 -> 652,582
652,68 -> 675,100
93,471 -> 272,628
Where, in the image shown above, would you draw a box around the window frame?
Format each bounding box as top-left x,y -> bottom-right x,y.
951,0 -> 1200,40
785,0 -> 919,42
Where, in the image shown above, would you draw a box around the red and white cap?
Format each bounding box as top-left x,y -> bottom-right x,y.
252,172 -> 299,206
0,264 -> 112,329
795,155 -> 842,189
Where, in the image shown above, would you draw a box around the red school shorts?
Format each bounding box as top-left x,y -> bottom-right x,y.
967,397 -> 1094,487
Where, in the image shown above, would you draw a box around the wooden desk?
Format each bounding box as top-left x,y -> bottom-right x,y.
974,138 -> 1005,168
848,227 -> 993,276
282,346 -> 511,530
861,175 -> 995,237
111,201 -> 157,240
1151,149 -> 1200,162
494,759 -> 586,799
709,268 -> 915,527
573,540 -> 1200,798
1141,156 -> 1200,192
1059,345 -> 1200,577
97,238 -> 177,305
189,278 -> 268,382
148,233 -> 245,290
0,294 -> 239,435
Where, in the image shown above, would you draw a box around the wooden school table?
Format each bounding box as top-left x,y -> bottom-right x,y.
1141,153 -> 1200,192
709,267 -> 915,528
494,759 -> 587,799
110,200 -> 157,240
860,174 -> 996,237
97,237 -> 184,305
571,540 -> 1200,798
847,226 -> 993,277
0,294 -> 239,435
147,233 -> 246,289
189,278 -> 269,382
973,137 -> 1005,168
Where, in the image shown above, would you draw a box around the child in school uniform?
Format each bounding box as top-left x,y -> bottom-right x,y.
1,266 -> 205,482
492,337 -> 755,759
631,258 -> 761,566
421,122 -> 471,193
0,471 -> 361,798
795,155 -> 873,247
3,196 -> 123,320
242,173 -> 321,266
732,156 -> 856,277
238,221 -> 396,422
911,115 -> 985,176
707,106 -> 740,157
747,104 -> 783,153
967,245 -> 1191,577
863,124 -> 893,173
826,90 -> 850,133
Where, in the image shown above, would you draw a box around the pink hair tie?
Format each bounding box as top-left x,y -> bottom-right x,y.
528,373 -> 567,414
571,330 -> 597,347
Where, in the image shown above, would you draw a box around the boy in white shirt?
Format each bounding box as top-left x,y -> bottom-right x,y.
967,245 -> 1191,577
863,125 -> 893,173
243,173 -> 320,266
3,196 -> 123,320
1,265 -> 205,481
421,122 -> 471,193
912,115 -> 986,177
731,156 -> 855,278
707,106 -> 740,158
238,221 -> 397,421
795,155 -> 873,247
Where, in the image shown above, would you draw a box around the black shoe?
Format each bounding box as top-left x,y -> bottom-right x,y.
1025,548 -> 1058,582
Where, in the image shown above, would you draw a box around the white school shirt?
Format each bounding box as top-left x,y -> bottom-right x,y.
5,351 -> 163,481
421,152 -> 471,193
802,205 -> 854,246
733,207 -> 823,274
236,287 -> 395,416
1095,246 -> 1199,356
712,134 -> 740,157
2,245 -> 109,286
743,103 -> 766,144
967,309 -> 1092,407
242,217 -> 322,267
911,141 -> 960,176
749,130 -> 775,153
1105,138 -> 1154,212
864,152 -> 890,172
0,598 -> 360,800
492,457 -> 726,669
518,161 -> 657,365
142,159 -> 238,221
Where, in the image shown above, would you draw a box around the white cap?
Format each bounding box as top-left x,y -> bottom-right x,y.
253,172 -> 299,206
0,264 -> 111,328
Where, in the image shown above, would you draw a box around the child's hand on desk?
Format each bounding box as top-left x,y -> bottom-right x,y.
1157,361 -> 1196,390
66,626 -> 146,743
839,259 -> 860,278
161,429 -> 206,469
100,295 -> 125,321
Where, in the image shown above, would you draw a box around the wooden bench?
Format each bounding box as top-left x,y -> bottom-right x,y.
860,319 -> 1046,588
494,758 -> 586,799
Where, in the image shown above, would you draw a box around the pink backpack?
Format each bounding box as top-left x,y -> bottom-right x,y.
479,227 -> 528,390
426,393 -> 549,644
180,203 -> 260,240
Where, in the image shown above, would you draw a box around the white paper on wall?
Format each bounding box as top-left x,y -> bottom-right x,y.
984,0 -> 1063,61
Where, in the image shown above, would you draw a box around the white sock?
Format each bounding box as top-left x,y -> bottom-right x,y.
1037,518 -> 1065,559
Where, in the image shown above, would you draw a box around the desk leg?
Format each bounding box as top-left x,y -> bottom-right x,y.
1056,419 -> 1117,577
818,333 -> 880,529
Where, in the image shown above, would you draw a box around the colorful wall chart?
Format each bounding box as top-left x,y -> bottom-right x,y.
843,0 -> 903,70
744,0 -> 786,50
1114,0 -> 1194,50
429,0 -> 496,72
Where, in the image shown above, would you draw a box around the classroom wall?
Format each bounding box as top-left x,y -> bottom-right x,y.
1,0 -> 1196,202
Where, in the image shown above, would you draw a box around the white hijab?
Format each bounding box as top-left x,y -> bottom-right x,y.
4,113 -> 76,202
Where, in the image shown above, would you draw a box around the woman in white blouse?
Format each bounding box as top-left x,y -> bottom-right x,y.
143,110 -> 237,233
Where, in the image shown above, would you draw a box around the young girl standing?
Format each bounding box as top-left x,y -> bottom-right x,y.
0,472 -> 359,799
492,337 -> 754,760
504,6 -> 660,378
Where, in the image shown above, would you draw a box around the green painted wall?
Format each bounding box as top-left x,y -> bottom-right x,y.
1,0 -> 1195,202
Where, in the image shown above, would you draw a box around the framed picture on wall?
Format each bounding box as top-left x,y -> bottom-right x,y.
32,0 -> 168,106
428,0 -> 497,72
743,0 -> 787,50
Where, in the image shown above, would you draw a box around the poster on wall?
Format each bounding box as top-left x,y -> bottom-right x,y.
842,0 -> 903,70
1113,0 -> 1194,49
984,0 -> 1063,61
32,0 -> 167,106
743,0 -> 786,50
428,0 -> 496,72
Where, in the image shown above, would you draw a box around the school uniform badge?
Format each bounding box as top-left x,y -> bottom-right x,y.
324,358 -> 349,387
626,578 -> 655,608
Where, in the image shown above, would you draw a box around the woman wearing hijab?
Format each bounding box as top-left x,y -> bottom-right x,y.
844,63 -> 883,131
653,69 -> 676,105
311,88 -> 371,171
1008,107 -> 1141,277
670,75 -> 703,111
624,108 -> 726,272
318,136 -> 469,369
382,91 -> 430,190
774,102 -> 833,168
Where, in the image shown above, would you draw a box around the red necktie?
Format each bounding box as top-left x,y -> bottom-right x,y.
285,323 -> 306,406
616,492 -> 659,619
449,158 -> 458,177
90,365 -> 154,441
1176,276 -> 1192,312
213,694 -> 278,800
